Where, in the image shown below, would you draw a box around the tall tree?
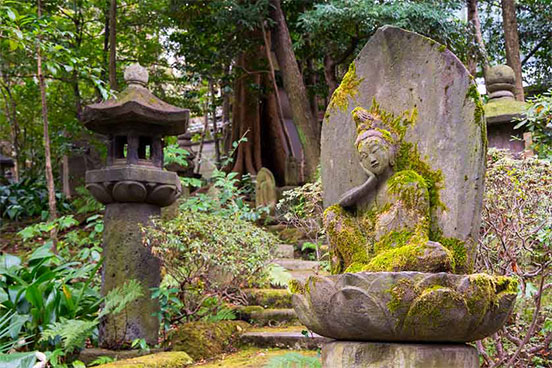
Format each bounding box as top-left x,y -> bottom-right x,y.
466,0 -> 488,76
36,0 -> 58,245
108,0 -> 118,90
501,0 -> 525,101
270,0 -> 320,181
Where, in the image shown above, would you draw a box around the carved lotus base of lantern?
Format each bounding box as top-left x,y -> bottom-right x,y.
86,166 -> 182,207
291,271 -> 517,343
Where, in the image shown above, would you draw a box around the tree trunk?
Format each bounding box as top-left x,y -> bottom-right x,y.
37,0 -> 58,248
306,56 -> 319,123
0,79 -> 20,181
466,0 -> 488,76
270,0 -> 320,182
210,80 -> 221,167
324,55 -> 338,99
108,0 -> 118,90
230,36 -> 289,185
501,0 -> 524,101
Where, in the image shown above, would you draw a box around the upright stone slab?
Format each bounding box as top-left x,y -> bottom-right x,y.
255,167 -> 278,211
83,64 -> 189,348
321,26 -> 486,269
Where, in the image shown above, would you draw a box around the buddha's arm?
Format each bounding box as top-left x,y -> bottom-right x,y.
338,172 -> 377,208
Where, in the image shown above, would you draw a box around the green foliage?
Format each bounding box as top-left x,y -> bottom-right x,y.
40,318 -> 97,354
0,178 -> 71,221
514,90 -> 552,158
264,352 -> 321,368
0,245 -> 102,352
477,149 -> 552,366
145,209 -> 277,322
266,264 -> 292,288
0,351 -> 38,368
88,356 -> 115,366
164,144 -> 191,168
100,280 -> 143,318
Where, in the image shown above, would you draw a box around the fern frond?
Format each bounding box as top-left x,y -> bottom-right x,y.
267,264 -> 292,288
40,318 -> 98,353
100,279 -> 144,318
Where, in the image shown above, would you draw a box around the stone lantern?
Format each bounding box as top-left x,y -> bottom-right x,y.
484,65 -> 527,152
83,64 -> 189,348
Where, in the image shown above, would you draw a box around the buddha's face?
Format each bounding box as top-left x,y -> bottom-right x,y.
358,136 -> 392,175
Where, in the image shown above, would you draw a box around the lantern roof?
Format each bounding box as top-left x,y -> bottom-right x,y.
82,64 -> 189,136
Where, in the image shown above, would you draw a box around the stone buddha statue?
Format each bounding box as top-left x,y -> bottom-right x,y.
324,105 -> 453,274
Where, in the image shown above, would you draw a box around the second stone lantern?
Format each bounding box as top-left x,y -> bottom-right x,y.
83,64 -> 189,348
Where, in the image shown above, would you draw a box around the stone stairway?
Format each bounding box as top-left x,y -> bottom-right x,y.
238,243 -> 328,350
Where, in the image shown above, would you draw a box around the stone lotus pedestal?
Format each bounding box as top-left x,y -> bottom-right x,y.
294,27 -> 517,368
83,64 -> 188,348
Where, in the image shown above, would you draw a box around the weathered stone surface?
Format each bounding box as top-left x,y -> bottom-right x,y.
321,26 -> 486,272
94,351 -> 193,368
484,65 -> 527,152
241,326 -> 330,350
321,341 -> 478,368
243,288 -> 293,308
292,271 -> 517,342
78,348 -> 163,365
255,167 -> 278,211
99,203 -> 161,348
166,320 -> 249,361
86,166 -> 182,207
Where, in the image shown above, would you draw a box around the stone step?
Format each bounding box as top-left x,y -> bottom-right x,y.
287,269 -> 321,283
270,243 -> 295,259
192,347 -> 319,367
236,306 -> 298,326
243,288 -> 292,308
241,326 -> 330,350
273,258 -> 320,271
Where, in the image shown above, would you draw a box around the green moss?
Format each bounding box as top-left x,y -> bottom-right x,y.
166,321 -> 249,361
387,170 -> 429,209
327,63 -> 364,113
96,352 -> 193,368
245,289 -> 292,308
324,204 -> 371,274
194,348 -> 318,368
438,44 -> 447,52
288,279 -> 303,295
405,286 -> 465,329
467,83 -> 488,151
484,97 -> 527,119
373,230 -> 413,253
428,228 -> 467,273
395,141 -> 445,212
387,278 -> 418,313
363,243 -> 425,272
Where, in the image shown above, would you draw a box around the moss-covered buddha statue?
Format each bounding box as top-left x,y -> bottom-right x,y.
291,27 -> 517,367
325,104 -> 454,274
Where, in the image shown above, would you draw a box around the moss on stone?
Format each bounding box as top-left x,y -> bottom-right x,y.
363,243 -> 425,272
387,170 -> 429,209
245,289 -> 292,308
438,44 -> 447,52
327,63 -> 364,114
395,142 -> 445,212
166,321 -> 249,361
95,352 -> 193,368
194,348 -> 318,368
288,279 -> 303,294
324,204 -> 371,274
484,97 -> 527,119
467,83 -> 488,151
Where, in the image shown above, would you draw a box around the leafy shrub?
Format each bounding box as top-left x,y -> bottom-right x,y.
276,179 -> 325,260
0,177 -> 71,221
515,89 -> 552,158
476,149 -> 552,367
145,210 -> 277,323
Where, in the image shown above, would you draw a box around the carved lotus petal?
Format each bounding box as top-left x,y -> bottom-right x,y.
292,271 -> 517,342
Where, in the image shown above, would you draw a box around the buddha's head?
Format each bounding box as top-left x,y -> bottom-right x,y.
353,107 -> 398,176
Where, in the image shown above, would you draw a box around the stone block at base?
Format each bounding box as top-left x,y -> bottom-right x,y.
322,341 -> 479,368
